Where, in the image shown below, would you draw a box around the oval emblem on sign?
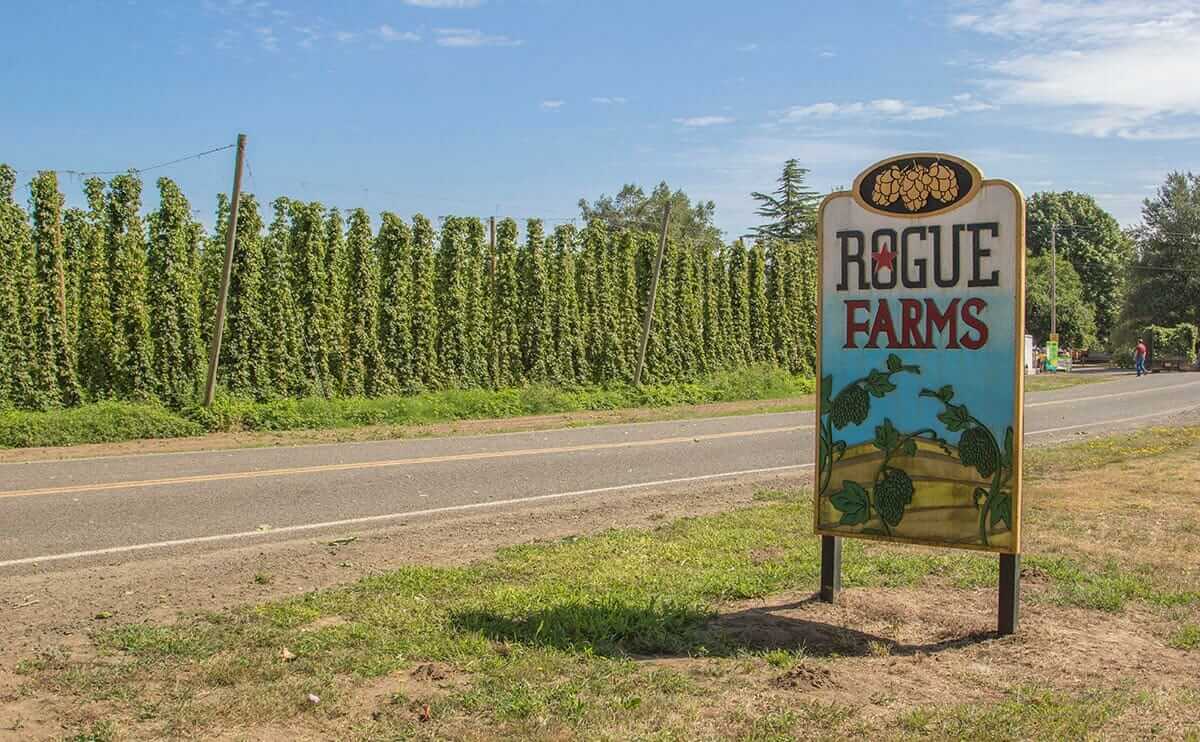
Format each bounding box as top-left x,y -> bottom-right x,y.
852,153 -> 982,217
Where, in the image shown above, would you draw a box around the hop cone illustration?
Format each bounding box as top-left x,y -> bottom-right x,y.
829,384 -> 869,429
872,166 -> 903,206
899,165 -> 932,211
875,469 -> 914,527
928,162 -> 959,202
959,426 -> 1000,478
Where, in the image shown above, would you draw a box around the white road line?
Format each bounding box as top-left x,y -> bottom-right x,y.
1026,379 -> 1200,408
0,464 -> 812,569
1025,406 -> 1200,436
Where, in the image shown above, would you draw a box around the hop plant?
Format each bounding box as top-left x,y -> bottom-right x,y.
871,166 -> 903,207
928,162 -> 959,203
899,165 -> 932,211
959,426 -> 1000,478
829,383 -> 869,429
874,469 -> 914,527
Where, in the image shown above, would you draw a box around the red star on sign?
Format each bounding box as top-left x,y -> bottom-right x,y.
873,243 -> 896,272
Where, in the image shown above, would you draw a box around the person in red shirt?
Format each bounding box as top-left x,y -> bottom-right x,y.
1134,338 -> 1148,377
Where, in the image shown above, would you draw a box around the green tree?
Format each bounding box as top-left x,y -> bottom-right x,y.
28,171 -> 82,407
262,198 -> 304,397
1026,253 -> 1096,348
436,217 -> 471,387
613,229 -> 641,381
491,218 -> 523,387
147,177 -> 204,406
105,173 -> 155,399
62,207 -> 86,348
410,214 -> 439,388
747,243 -> 770,363
766,240 -> 796,369
221,194 -> 268,397
751,159 -> 820,242
1026,191 -> 1133,344
583,220 -> 620,382
549,224 -> 585,384
713,245 -> 734,369
518,219 -> 553,382
463,218 -> 489,387
789,239 -> 818,374
726,239 -> 752,365
288,201 -> 332,395
378,212 -> 415,389
0,164 -> 34,408
324,208 -> 349,394
343,209 -> 392,396
76,178 -> 113,398
580,182 -> 722,247
672,239 -> 703,376
198,193 -> 229,344
699,244 -> 721,373
1120,172 -> 1200,339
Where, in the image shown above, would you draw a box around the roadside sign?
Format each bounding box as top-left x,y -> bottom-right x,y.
1046,340 -> 1059,371
814,153 -> 1025,555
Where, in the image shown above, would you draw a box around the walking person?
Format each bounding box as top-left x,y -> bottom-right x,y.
1134,337 -> 1148,377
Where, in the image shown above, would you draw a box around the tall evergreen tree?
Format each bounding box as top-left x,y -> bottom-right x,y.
324,208 -> 349,394
751,159 -> 820,241
76,177 -> 113,398
0,164 -> 34,408
747,243 -> 770,363
288,201 -> 332,395
491,218 -> 523,387
147,177 -> 204,406
28,172 -> 82,407
343,209 -> 392,396
221,194 -> 268,397
106,173 -> 155,399
726,239 -> 752,365
378,212 -> 415,389
410,214 -> 439,388
262,198 -> 304,397
518,219 -> 553,382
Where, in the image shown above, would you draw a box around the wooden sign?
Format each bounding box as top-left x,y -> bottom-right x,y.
815,154 -> 1025,557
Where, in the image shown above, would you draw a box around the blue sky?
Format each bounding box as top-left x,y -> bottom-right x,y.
3,0 -> 1198,237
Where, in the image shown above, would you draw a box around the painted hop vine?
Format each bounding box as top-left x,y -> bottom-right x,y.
871,160 -> 960,212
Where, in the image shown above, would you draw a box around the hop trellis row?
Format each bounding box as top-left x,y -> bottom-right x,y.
0,165 -> 818,410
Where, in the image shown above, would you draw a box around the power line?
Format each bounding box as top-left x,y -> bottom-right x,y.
9,143 -> 236,178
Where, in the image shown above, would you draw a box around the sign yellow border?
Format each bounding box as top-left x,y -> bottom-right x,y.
812,165 -> 1026,555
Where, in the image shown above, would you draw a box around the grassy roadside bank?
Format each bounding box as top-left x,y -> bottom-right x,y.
0,366 -> 812,449
15,427 -> 1200,741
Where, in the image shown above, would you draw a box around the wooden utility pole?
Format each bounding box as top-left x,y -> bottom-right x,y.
202,133 -> 247,407
634,204 -> 671,386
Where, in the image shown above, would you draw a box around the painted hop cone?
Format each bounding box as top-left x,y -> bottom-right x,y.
875,469 -> 914,527
871,166 -> 903,207
928,162 -> 959,202
829,384 -> 870,429
959,426 -> 1001,478
899,165 -> 932,211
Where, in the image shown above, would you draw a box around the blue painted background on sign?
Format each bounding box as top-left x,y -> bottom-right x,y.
820,295 -> 1016,448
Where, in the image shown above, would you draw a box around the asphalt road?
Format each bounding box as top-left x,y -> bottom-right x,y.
2,372 -> 1199,571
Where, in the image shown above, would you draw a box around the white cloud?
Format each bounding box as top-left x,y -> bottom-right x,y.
780,98 -> 959,122
377,24 -> 420,42
818,50 -> 836,58
405,0 -> 482,6
591,96 -> 627,105
254,25 -> 279,52
434,27 -> 521,47
540,100 -> 564,110
674,115 -> 736,127
737,43 -> 759,52
957,1 -> 1200,139
334,30 -> 356,43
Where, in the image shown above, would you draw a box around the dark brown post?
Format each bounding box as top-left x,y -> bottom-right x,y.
998,553 -> 1020,635
819,535 -> 841,602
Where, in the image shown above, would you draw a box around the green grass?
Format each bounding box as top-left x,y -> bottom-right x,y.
1024,426 -> 1200,479
0,365 -> 813,449
1171,624 -> 1200,650
1024,372 -> 1115,392
27,482 -> 1197,738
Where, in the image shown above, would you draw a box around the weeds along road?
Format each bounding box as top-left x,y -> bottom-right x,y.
2,372 -> 1200,572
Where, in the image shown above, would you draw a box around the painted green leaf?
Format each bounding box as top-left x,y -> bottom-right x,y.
831,481 -> 870,525
864,369 -> 896,398
832,441 -> 846,461
874,418 -> 899,451
990,494 -> 1012,529
821,375 -> 833,409
901,438 -> 918,457
887,354 -> 902,373
937,404 -> 970,432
